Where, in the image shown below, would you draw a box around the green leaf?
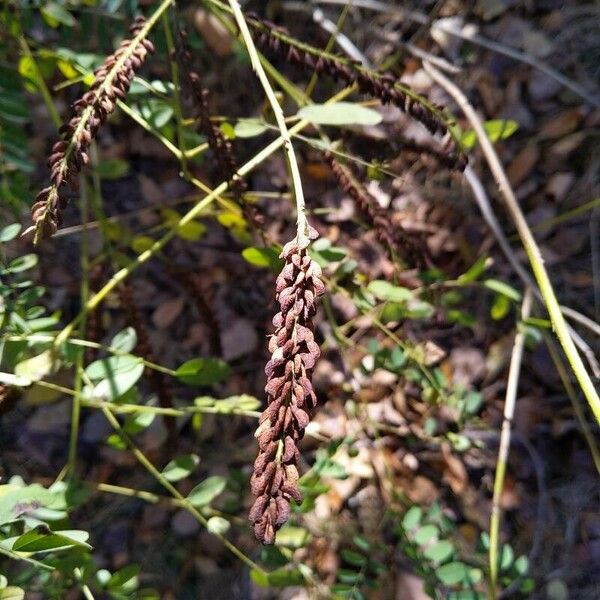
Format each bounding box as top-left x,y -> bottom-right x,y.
41,2 -> 76,27
250,568 -> 270,587
436,561 -> 468,585
457,255 -> 490,284
402,506 -> 422,530
491,294 -> 511,320
0,484 -> 53,525
95,159 -> 129,180
123,410 -> 154,435
341,549 -> 367,567
162,454 -> 200,482
0,372 -> 31,387
460,119 -> 519,150
0,588 -> 25,600
500,544 -> 514,571
484,279 -> 521,301
241,246 -> 283,271
423,540 -> 454,563
0,224 -> 22,242
367,280 -> 412,302
206,516 -> 230,536
514,555 -> 529,576
187,476 -> 226,507
267,567 -> 305,587
14,350 -> 53,382
110,327 -> 137,353
275,526 -> 311,549
175,358 -> 230,386
12,528 -> 90,552
462,391 -> 483,416
310,238 -> 347,265
4,254 -> 38,274
177,220 -> 207,242
297,102 -> 382,126
413,524 -> 439,545
85,354 -> 144,401
107,565 -> 139,590
0,97 -> 29,124
234,119 -> 268,138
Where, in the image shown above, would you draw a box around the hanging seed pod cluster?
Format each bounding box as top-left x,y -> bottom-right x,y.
176,36 -> 265,231
325,153 -> 425,266
30,16 -> 155,242
249,228 -> 325,544
246,14 -> 467,172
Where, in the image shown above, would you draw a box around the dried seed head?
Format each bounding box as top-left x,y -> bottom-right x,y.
249,230 -> 325,544
246,14 -> 466,170
31,16 -> 154,243
325,153 -> 427,266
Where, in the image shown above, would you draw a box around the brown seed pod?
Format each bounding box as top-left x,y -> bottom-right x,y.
175,37 -> 265,233
324,152 -> 426,267
249,226 -> 325,544
244,13 -> 466,171
30,16 -> 155,243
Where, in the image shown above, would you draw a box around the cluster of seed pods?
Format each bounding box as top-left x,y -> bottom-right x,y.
249,228 -> 325,544
246,13 -> 466,171
32,16 -> 154,240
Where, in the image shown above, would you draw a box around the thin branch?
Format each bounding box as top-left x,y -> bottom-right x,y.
464,165 -> 600,377
98,404 -> 264,573
424,61 -> 600,425
489,288 -> 532,598
228,0 -> 310,244
51,86 -> 355,348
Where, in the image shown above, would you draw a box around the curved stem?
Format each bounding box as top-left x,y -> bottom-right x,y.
425,61 -> 600,425
228,0 -> 309,244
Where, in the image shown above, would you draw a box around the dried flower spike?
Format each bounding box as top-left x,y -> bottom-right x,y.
249,227 -> 325,544
245,13 -> 466,171
30,16 -> 155,243
325,153 -> 425,266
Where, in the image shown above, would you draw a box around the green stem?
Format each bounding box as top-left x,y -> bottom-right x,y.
425,63 -> 600,426
117,99 -> 182,158
99,405 -> 263,573
7,333 -> 176,376
18,35 -> 61,129
161,10 -> 189,176
0,545 -> 54,571
52,86 -> 355,349
228,0 -> 310,245
67,174 -> 90,478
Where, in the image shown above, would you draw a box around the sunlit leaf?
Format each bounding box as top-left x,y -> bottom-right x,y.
175,358 -> 230,386
297,102 -> 382,126
162,454 -> 200,482
187,476 -> 226,507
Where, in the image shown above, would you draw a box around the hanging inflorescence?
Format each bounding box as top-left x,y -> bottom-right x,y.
325,153 -> 426,266
245,14 -> 467,172
30,16 -> 155,242
249,227 -> 325,544
176,35 -> 265,233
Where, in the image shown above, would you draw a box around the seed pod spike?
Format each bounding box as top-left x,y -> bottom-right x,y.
29,7 -> 168,243
249,230 -> 324,544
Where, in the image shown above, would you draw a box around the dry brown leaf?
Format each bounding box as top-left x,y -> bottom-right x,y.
151,296 -> 185,329
193,9 -> 233,57
539,108 -> 583,140
507,145 -> 539,186
441,443 -> 468,494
